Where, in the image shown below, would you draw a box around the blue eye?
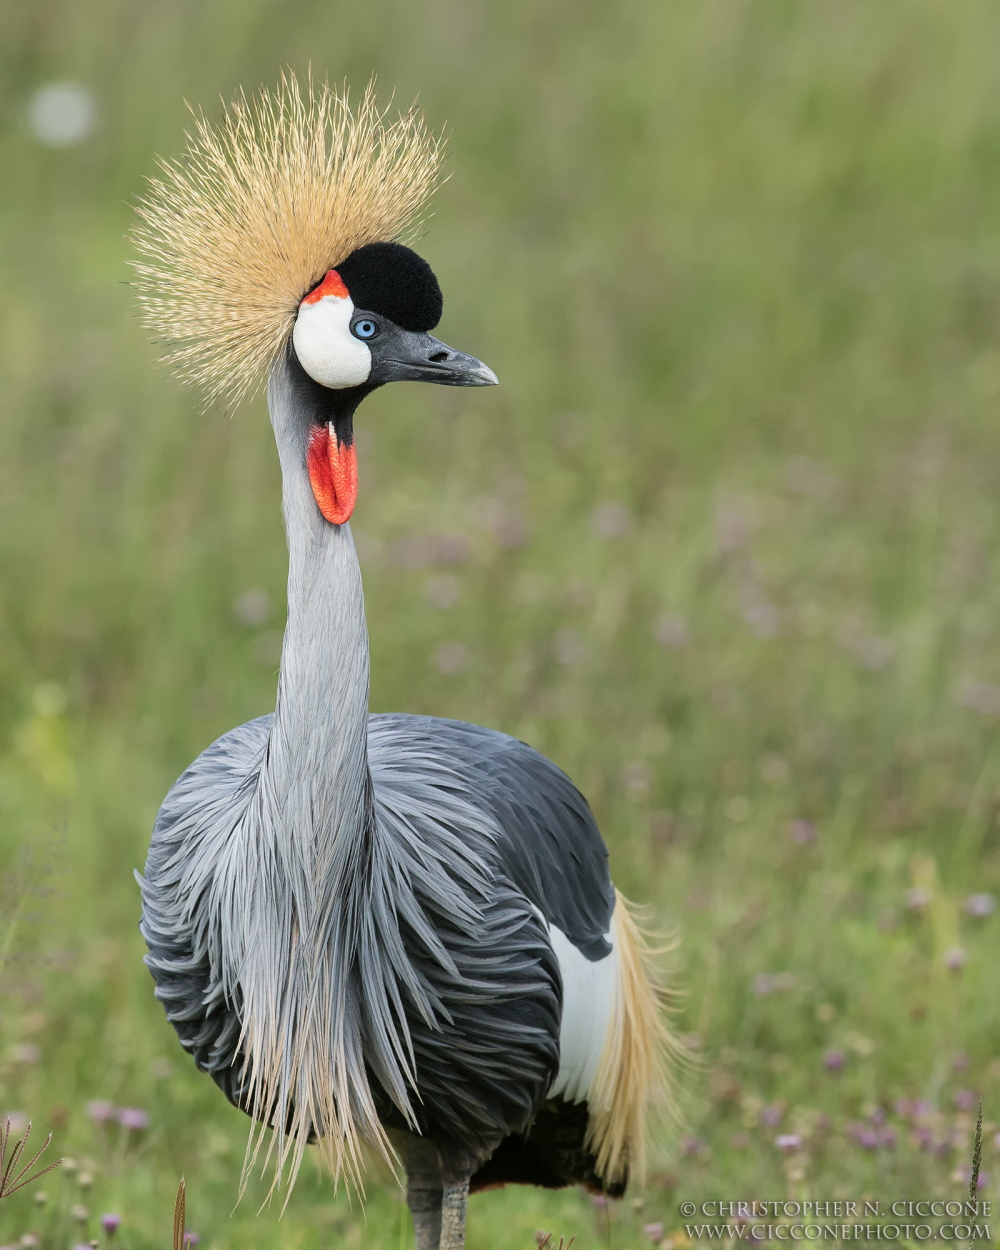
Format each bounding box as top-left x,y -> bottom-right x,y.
353,319 -> 378,340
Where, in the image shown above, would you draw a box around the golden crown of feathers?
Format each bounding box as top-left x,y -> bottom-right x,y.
130,74 -> 445,408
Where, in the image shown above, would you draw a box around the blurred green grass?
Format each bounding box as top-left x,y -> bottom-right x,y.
3,0 -> 1000,1245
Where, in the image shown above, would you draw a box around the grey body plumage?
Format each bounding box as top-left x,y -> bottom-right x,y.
140,709 -> 614,1162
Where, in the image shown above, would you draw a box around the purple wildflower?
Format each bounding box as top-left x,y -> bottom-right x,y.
944,947 -> 968,970
847,1123 -> 879,1149
953,1052 -> 970,1072
912,1127 -> 934,1151
592,502 -> 631,539
644,1224 -> 665,1242
654,614 -> 688,648
433,641 -> 468,675
591,1195 -> 607,1209
905,887 -> 933,909
824,1049 -> 846,1071
184,1236 -> 199,1249
857,1127 -> 879,1150
776,1134 -> 801,1151
681,1134 -> 705,1156
760,1104 -> 783,1127
955,1090 -> 979,1112
958,681 -> 1000,715
912,1099 -> 932,1117
86,1100 -> 115,1123
788,819 -> 816,844
965,893 -> 996,918
868,1106 -> 886,1125
101,1214 -> 121,1237
117,1107 -> 149,1131
753,971 -> 795,994
495,516 -> 531,548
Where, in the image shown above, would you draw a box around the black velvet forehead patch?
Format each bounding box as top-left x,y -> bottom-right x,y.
335,242 -> 443,332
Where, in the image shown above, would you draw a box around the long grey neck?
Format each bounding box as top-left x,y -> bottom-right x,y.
261,354 -> 371,871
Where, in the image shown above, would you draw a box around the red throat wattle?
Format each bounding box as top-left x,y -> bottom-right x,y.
307,424 -> 358,525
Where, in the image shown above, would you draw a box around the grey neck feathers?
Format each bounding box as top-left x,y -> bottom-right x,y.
265,357 -> 370,868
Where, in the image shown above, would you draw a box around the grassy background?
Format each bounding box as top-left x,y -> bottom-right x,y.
2,0 -> 1000,1245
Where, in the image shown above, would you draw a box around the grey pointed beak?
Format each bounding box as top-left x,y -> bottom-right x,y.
369,329 -> 499,387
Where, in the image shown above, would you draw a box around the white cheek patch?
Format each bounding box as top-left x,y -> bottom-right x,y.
292,293 -> 372,389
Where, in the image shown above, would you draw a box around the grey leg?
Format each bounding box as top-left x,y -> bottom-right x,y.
387,1130 -> 444,1250
440,1176 -> 470,1250
406,1172 -> 443,1250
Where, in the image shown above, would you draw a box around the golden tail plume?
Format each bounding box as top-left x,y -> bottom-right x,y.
585,891 -> 684,1186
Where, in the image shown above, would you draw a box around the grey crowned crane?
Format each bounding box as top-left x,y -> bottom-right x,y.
132,77 -> 675,1250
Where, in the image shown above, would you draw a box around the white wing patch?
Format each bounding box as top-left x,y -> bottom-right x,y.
547,921 -> 619,1105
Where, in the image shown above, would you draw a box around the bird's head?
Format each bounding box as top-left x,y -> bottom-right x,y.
131,76 -> 498,527
293,241 -> 495,392
291,241 -> 496,524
